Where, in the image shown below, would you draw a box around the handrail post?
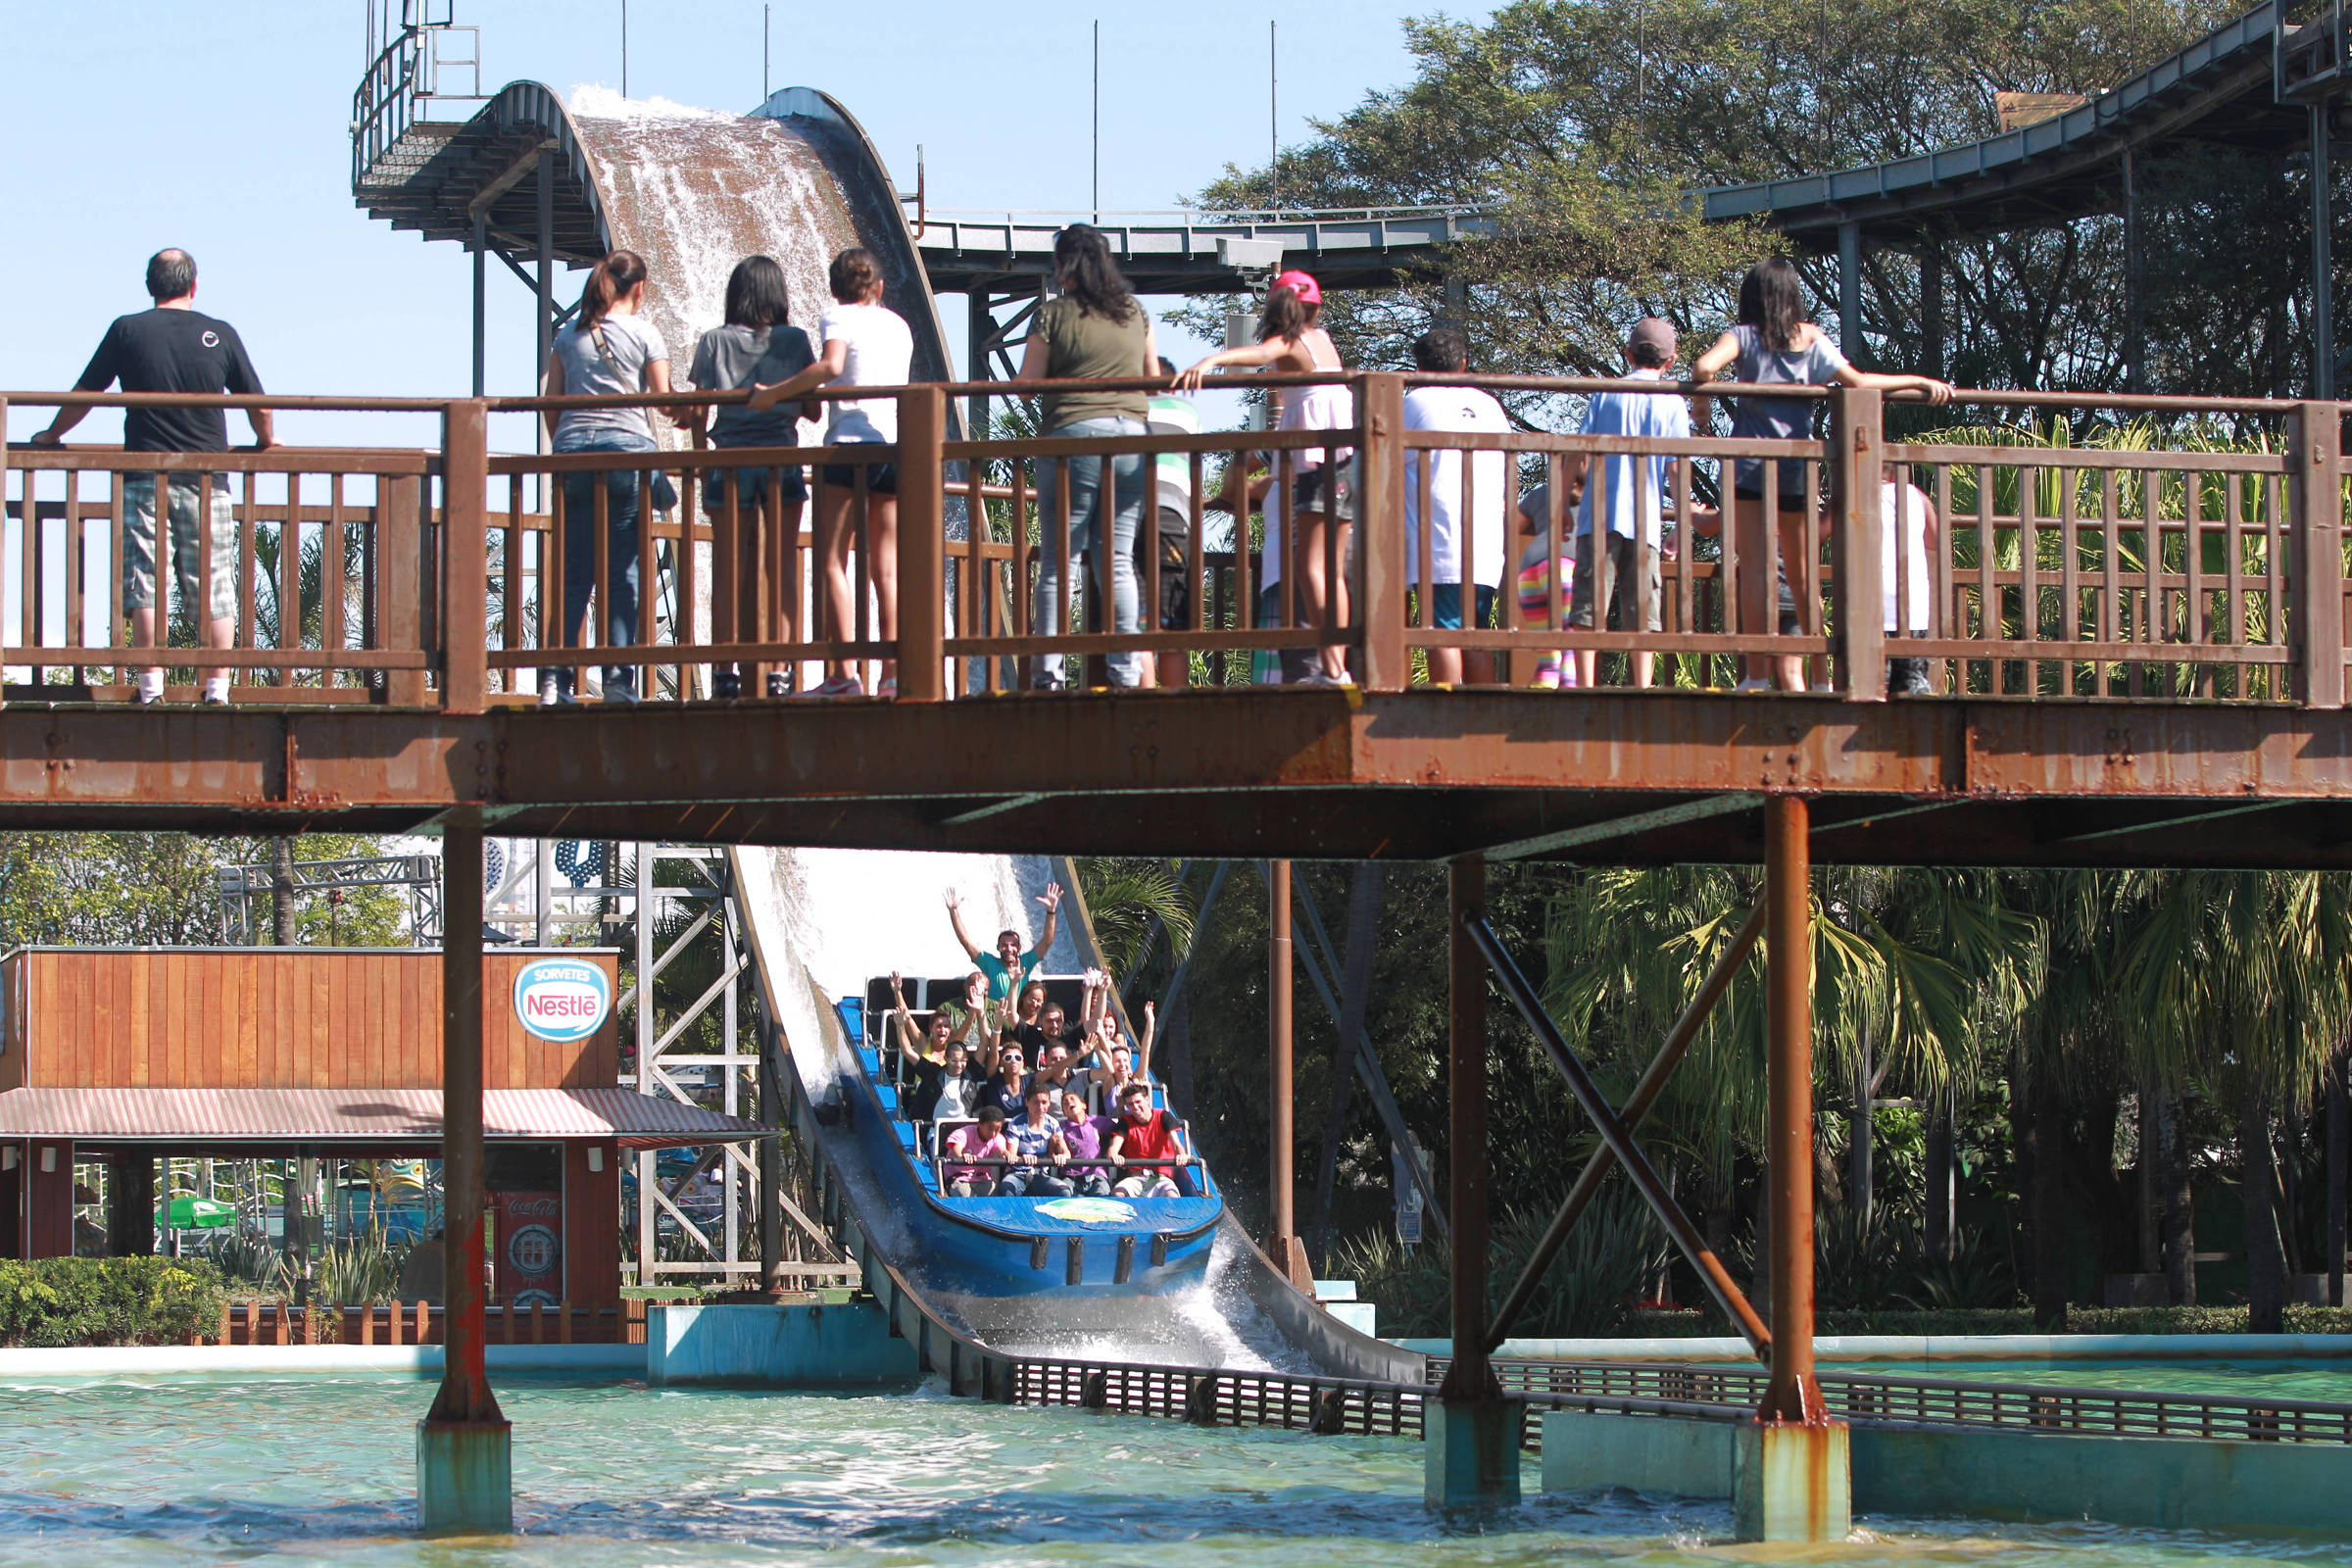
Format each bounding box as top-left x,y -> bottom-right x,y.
2290,399 -> 2345,710
1831,385 -> 1886,701
440,399 -> 490,715
1356,371 -> 1408,692
897,386 -> 947,702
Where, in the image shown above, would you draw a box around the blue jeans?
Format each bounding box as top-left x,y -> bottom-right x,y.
1031,417 -> 1147,688
555,430 -> 658,696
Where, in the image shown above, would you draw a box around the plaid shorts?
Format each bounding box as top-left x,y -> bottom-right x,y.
123,474 -> 238,620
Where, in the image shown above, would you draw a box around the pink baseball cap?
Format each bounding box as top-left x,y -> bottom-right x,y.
1271,269 -> 1322,305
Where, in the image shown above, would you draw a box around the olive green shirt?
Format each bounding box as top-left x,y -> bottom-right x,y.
1035,295 -> 1151,430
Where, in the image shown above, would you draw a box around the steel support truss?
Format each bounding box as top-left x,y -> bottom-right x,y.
612,844 -> 847,1289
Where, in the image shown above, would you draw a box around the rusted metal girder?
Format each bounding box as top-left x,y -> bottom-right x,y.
1437,858 -> 1500,1403
1482,897 -> 1771,1353
1467,912 -> 1775,1356
1759,795 -> 1826,1424
4,692 -> 2352,866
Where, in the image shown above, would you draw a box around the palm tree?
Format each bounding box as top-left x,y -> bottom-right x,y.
2121,871 -> 2352,1330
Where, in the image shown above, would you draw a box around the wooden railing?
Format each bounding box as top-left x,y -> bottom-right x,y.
4,377 -> 2342,710
201,1297 -> 647,1346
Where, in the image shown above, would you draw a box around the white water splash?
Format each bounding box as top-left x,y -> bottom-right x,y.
565,84 -> 735,122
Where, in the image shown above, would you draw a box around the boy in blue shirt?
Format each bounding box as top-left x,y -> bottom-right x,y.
1568,318 -> 1690,689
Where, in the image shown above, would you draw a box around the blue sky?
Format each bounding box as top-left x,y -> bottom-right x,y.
0,1 -> 1478,451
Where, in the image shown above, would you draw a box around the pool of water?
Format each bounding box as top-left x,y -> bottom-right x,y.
1834,1360 -> 2352,1402
4,1373 -> 2350,1566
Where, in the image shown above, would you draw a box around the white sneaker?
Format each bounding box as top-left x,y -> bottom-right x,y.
1732,677 -> 1773,693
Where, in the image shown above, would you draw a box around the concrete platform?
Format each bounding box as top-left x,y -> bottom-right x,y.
645,1299 -> 918,1386
1540,1409 -> 2352,1538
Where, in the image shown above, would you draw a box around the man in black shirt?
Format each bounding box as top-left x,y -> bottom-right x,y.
31,250 -> 271,704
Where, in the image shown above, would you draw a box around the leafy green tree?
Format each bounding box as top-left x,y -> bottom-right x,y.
1190,0 -> 2297,402
0,833 -> 409,949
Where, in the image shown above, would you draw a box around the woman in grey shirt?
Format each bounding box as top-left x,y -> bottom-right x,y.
1692,257 -> 1950,691
542,249 -> 678,705
688,255 -> 816,699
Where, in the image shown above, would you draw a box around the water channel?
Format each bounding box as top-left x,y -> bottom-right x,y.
5,1373 -> 2350,1566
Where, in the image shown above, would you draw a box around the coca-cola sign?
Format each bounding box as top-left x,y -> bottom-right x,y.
513,957 -> 611,1043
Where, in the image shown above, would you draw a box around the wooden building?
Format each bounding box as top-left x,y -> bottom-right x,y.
0,947 -> 767,1322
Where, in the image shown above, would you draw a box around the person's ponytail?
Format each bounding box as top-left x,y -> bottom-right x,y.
578,249 -> 651,331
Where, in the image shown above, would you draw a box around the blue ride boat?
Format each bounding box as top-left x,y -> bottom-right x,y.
828,979 -> 1223,1298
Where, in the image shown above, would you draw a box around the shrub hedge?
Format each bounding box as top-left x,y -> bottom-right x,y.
0,1256 -> 229,1348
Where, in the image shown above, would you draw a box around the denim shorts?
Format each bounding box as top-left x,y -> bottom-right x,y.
819,461 -> 898,495
704,461 -> 807,513
1428,583 -> 1496,631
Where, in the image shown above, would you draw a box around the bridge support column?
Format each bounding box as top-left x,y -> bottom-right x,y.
1427,854 -> 1522,1507
1266,859 -> 1307,1284
1837,223 -> 1864,367
417,809 -> 513,1536
1736,794 -> 1849,1544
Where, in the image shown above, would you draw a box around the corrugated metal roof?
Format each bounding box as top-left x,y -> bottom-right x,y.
0,1087 -> 771,1150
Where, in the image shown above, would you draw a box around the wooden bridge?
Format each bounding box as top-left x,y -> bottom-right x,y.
1,373 -> 2346,865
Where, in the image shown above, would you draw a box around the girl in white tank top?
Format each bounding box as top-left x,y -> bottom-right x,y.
1175,270 -> 1355,684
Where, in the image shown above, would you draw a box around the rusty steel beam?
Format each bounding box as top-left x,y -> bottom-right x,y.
7,694 -> 2352,867
1482,897 -> 1771,1353
1467,912 -> 1775,1357
1438,858 -> 1499,1403
1759,795 -> 1825,1424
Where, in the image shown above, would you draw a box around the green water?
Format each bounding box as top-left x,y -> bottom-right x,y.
3,1374 -> 2350,1566
1835,1360 -> 2352,1402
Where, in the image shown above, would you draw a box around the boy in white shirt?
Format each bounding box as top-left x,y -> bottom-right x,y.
1400,328 -> 1511,685
1883,463 -> 1939,693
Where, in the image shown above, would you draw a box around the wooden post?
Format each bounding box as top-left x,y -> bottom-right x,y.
896,386 -> 947,701
1832,386 -> 1886,701
1356,371 -> 1407,691
1268,859 -> 1299,1281
440,401 -> 491,714
2291,400 -> 2345,710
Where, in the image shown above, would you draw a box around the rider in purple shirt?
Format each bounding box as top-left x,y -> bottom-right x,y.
1055,1089 -> 1117,1198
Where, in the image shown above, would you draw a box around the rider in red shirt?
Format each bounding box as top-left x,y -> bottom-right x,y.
1107,1081 -> 1197,1198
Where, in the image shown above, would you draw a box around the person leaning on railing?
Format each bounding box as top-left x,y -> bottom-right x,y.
540,248 -> 683,707
1689,257 -> 1951,692
746,247 -> 914,699
31,248 -> 270,706
685,255 -> 819,700
1177,270 -> 1355,686
1020,224 -> 1159,691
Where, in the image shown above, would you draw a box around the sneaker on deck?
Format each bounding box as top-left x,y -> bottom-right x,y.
811,674 -> 863,699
